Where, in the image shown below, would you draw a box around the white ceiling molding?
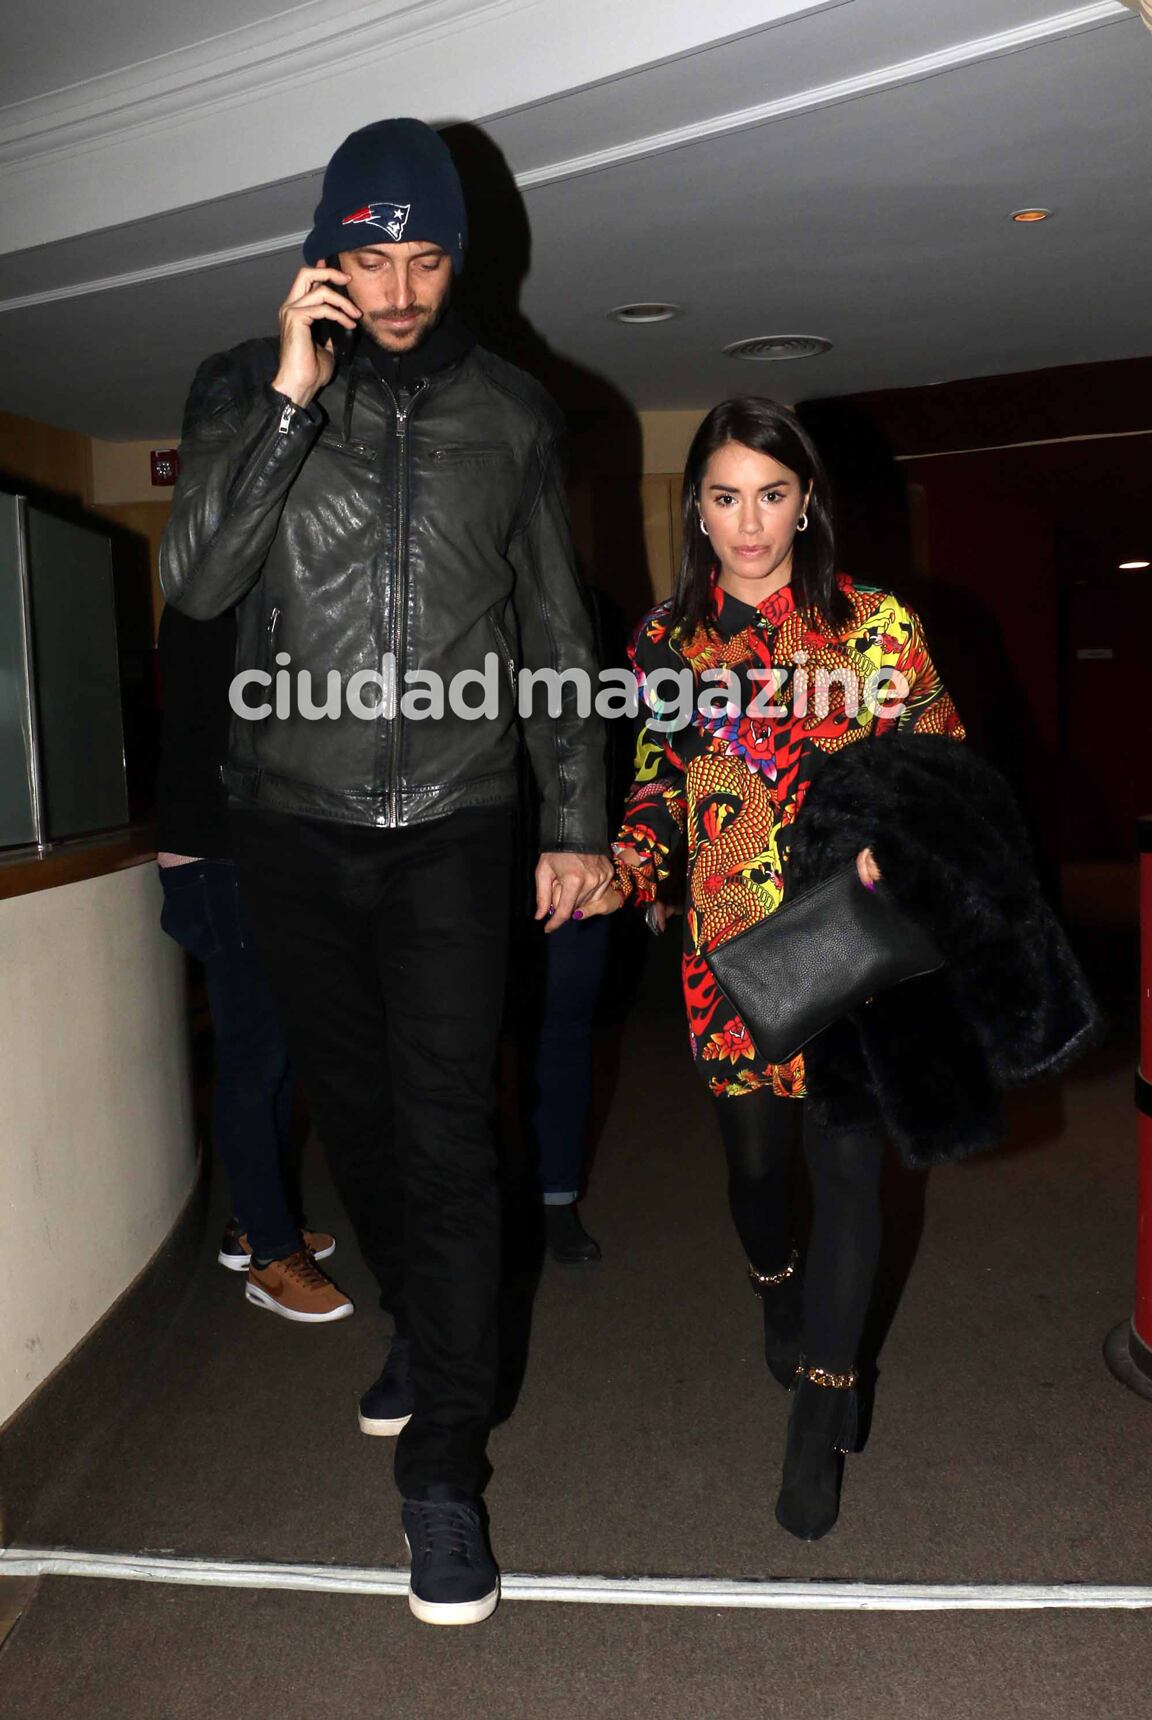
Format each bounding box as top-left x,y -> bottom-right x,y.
0,0 -> 839,257
516,2 -> 1133,190
0,0 -> 529,163
0,0 -> 1134,318
0,230 -> 316,316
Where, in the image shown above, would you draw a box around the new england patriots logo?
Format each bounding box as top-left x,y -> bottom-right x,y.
341,201 -> 412,242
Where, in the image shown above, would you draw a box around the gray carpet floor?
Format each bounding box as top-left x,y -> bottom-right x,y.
2,914 -> 1149,1715
2,1577 -> 1150,1720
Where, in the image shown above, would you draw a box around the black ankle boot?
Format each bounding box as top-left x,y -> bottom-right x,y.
748,1252 -> 804,1389
545,1203 -> 602,1264
775,1367 -> 859,1542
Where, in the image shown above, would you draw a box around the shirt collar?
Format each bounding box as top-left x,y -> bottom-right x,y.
710,570 -> 797,633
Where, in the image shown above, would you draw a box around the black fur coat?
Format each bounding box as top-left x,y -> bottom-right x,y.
788,735 -> 1102,1167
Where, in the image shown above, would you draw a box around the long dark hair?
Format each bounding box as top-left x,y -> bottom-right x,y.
669,396 -> 849,640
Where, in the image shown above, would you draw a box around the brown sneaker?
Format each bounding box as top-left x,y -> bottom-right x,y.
222,1228 -> 336,1271
246,1251 -> 354,1323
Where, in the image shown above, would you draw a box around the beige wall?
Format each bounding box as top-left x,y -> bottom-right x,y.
637,409 -> 702,477
88,438 -> 179,507
0,409 -> 90,501
0,864 -> 197,1427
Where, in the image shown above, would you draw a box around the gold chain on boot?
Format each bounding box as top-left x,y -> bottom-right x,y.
794,1362 -> 858,1390
747,1249 -> 799,1291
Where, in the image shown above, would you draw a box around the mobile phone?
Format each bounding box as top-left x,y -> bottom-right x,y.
312,257 -> 354,353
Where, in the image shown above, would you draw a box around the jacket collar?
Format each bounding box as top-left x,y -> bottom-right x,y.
358,308 -> 476,393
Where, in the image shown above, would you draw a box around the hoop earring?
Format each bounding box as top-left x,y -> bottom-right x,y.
795,513 -> 809,534
699,517 -> 710,538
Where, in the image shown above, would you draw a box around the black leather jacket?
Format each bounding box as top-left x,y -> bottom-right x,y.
159,335 -> 606,851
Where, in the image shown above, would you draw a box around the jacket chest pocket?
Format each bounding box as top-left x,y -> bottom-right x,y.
431,442 -> 512,465
316,429 -> 378,466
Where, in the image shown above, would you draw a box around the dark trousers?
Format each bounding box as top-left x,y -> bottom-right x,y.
158,860 -> 298,1260
715,1088 -> 886,1373
525,915 -> 610,1201
231,803 -> 515,1496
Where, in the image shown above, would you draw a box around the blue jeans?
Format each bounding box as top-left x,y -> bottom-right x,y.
526,914 -> 610,1203
159,860 -> 298,1260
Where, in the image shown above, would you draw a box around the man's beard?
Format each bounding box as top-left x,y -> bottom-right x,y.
362,293 -> 449,353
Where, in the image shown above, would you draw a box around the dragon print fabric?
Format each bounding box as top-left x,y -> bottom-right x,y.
613,575 -> 964,1100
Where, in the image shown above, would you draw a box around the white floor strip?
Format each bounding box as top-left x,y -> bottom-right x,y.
3,1548 -> 1152,1611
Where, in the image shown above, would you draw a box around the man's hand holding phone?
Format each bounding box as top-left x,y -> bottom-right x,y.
271,265 -> 361,410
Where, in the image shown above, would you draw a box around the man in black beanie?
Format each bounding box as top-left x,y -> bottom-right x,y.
161,117 -> 610,1625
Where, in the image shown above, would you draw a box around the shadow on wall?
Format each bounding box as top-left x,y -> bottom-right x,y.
437,128 -> 655,1425
795,398 -> 1060,894
442,122 -> 654,632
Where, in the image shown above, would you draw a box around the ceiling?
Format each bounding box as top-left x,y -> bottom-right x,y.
0,0 -> 1148,438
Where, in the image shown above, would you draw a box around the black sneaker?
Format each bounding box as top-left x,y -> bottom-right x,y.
402,1486 -> 500,1626
358,1336 -> 414,1436
544,1203 -> 602,1264
217,1223 -> 248,1271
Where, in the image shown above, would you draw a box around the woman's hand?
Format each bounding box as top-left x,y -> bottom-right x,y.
856,847 -> 882,890
535,851 -> 614,931
577,846 -> 646,919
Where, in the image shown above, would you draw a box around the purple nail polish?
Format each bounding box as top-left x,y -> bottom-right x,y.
863,876 -> 876,891
573,910 -> 584,920
546,908 -> 555,917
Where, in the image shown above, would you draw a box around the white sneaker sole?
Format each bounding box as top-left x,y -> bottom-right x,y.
244,1283 -> 353,1323
358,1410 -> 413,1437
404,1536 -> 499,1626
220,1240 -> 336,1271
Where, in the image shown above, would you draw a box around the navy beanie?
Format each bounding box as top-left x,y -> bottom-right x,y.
304,119 -> 467,272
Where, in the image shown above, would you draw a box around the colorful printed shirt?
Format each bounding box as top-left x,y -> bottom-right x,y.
614,574 -> 965,1100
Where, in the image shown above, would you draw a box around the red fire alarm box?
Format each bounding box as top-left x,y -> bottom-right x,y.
150,449 -> 181,487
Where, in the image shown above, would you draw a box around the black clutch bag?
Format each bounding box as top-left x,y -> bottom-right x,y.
705,866 -> 944,1064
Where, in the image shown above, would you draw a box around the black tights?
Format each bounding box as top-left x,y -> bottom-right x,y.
715,1088 -> 885,1372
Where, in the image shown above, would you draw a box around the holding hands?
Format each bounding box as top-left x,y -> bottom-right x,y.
535,851 -> 616,932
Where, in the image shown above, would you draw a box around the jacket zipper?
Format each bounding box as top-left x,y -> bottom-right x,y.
488,612 -> 516,696
380,377 -> 427,827
265,605 -> 281,668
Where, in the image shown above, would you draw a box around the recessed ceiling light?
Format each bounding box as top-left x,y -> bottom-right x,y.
723,335 -> 832,362
607,303 -> 682,324
1011,208 -> 1053,223
1119,559 -> 1150,570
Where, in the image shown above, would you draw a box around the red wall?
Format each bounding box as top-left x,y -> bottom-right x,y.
800,359 -> 1152,869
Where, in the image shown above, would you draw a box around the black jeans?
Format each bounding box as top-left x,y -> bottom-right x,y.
158,860 -> 298,1260
715,1088 -> 886,1373
231,803 -> 515,1496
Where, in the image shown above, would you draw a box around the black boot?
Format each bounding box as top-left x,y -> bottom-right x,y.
748,1252 -> 804,1388
544,1203 -> 602,1264
775,1367 -> 859,1542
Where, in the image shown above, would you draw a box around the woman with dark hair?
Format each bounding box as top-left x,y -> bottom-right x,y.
585,396 -> 966,1540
